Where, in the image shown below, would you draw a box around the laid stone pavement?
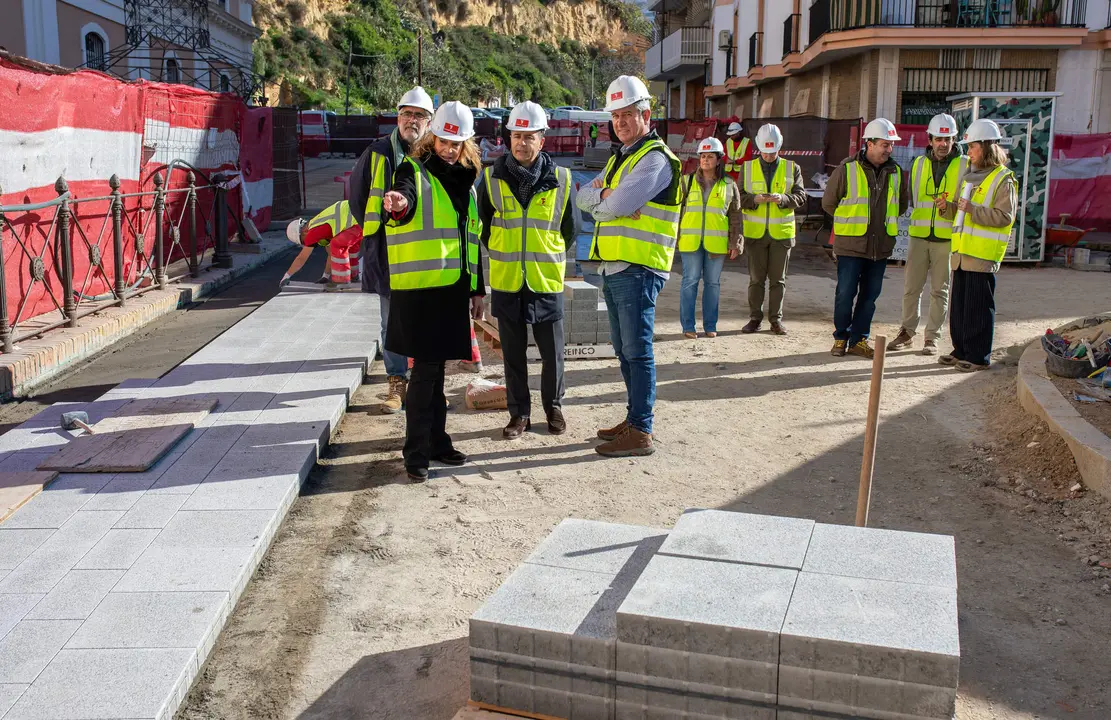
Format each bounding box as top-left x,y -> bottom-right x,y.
0,288 -> 379,719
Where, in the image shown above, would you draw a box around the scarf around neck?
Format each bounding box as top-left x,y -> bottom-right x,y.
505,151 -> 548,206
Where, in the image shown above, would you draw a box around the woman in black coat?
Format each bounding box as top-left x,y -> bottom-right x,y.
382,102 -> 485,481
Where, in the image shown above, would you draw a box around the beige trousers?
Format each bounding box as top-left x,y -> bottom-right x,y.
901,237 -> 951,341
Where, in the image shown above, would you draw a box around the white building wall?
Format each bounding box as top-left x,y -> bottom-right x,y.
711,3 -> 734,86
737,0 -> 759,69
763,0 -> 793,65
1086,0 -> 1109,29
1056,48 -> 1101,133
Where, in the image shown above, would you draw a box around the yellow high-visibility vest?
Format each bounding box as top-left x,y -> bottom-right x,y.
590,138 -> 682,272
678,175 -> 732,254
908,154 -> 966,239
951,165 -> 1015,264
725,137 -> 750,173
833,161 -> 900,237
385,157 -> 481,291
485,165 -> 571,294
306,201 -> 358,245
741,158 -> 796,240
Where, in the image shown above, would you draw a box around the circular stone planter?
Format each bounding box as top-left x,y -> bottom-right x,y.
1017,317 -> 1111,502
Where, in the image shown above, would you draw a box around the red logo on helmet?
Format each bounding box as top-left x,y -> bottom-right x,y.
940,126 -> 950,133
444,122 -> 459,134
888,129 -> 897,137
764,142 -> 774,148
515,118 -> 530,128
611,91 -> 623,101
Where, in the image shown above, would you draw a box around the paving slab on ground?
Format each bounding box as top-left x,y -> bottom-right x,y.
0,289 -> 379,719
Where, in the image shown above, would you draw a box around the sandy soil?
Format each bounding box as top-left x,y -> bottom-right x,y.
178,250 -> 1111,720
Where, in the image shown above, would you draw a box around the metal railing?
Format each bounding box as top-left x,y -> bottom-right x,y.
0,165 -> 234,353
904,66 -> 1050,92
748,31 -> 763,70
783,13 -> 802,57
811,0 -> 1088,38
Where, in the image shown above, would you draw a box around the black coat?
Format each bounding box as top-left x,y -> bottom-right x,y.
384,153 -> 485,362
349,131 -> 407,296
476,153 -> 576,325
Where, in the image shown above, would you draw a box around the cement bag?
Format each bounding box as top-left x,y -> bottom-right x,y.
465,378 -> 508,410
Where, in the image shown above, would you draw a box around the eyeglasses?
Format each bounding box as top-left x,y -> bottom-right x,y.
399,111 -> 429,121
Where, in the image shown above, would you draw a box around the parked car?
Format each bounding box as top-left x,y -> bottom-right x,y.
554,105 -> 585,111
470,108 -> 493,120
485,107 -> 509,121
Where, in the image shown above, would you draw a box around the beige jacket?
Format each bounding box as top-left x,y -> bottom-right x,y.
938,163 -> 1018,273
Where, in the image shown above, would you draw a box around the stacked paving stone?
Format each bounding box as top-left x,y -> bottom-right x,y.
484,280 -> 611,348
470,510 -> 959,720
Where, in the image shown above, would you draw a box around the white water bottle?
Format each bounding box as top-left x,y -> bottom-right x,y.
953,181 -> 973,230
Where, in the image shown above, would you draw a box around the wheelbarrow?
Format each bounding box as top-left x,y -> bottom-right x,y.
1046,214 -> 1087,247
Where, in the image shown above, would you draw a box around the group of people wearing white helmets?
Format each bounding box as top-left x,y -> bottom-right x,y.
292,74 -> 1017,479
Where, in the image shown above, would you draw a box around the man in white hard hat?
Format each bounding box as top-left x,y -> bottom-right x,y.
723,121 -> 751,182
822,117 -> 909,359
477,101 -> 576,439
349,86 -> 434,414
737,123 -> 806,335
887,113 -> 965,356
577,75 -> 682,457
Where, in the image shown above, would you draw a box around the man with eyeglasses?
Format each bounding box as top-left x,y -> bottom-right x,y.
349,87 -> 435,414
477,101 -> 576,439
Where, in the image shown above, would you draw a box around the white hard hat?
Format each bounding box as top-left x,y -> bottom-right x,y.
285,217 -> 305,245
755,123 -> 783,153
604,75 -> 651,112
726,122 -> 742,136
863,118 -> 900,142
698,137 -> 724,154
431,101 -> 475,142
959,118 -> 1003,145
507,101 -> 548,132
926,113 -> 958,138
397,86 -> 434,115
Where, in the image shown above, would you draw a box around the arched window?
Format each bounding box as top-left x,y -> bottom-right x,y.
220,74 -> 231,93
83,30 -> 107,71
164,56 -> 180,84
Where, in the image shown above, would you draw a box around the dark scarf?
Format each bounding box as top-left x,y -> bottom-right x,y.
505,151 -> 549,207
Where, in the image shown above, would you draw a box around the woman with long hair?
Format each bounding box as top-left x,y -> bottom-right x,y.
937,118 -> 1017,372
677,137 -> 741,338
382,101 -> 485,481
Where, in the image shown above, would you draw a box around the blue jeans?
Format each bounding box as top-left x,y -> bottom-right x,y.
379,294 -> 410,378
679,248 -> 725,334
833,256 -> 887,344
603,266 -> 666,435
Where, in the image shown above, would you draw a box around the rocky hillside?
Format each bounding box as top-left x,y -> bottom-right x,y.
253,0 -> 649,111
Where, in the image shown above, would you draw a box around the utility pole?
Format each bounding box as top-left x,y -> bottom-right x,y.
417,29 -> 423,86
343,42 -> 353,116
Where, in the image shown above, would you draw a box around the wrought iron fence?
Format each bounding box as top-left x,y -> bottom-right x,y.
814,0 -> 1087,32
0,165 -> 234,353
748,31 -> 763,70
783,13 -> 802,58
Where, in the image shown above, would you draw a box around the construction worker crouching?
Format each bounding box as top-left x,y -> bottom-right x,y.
577,75 -> 682,457
738,123 -> 806,336
349,86 -> 435,414
822,117 -> 909,359
280,200 -> 361,288
478,101 -> 576,439
887,113 -> 966,357
937,118 -> 1017,372
723,122 -> 751,182
677,137 -> 740,339
381,101 -> 486,482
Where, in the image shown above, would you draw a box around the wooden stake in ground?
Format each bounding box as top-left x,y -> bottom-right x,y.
856,334 -> 887,527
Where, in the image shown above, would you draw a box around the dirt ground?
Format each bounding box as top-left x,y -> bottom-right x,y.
178,249 -> 1111,720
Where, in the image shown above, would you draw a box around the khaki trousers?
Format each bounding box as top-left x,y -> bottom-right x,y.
901,236 -> 951,341
746,236 -> 794,323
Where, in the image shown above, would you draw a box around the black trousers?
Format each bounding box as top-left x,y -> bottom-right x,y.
949,268 -> 996,366
403,359 -> 452,469
497,316 -> 565,419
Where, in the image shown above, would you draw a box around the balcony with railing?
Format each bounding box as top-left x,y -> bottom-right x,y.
748,31 -> 763,71
646,26 -> 711,79
809,0 -> 1088,37
783,13 -> 801,58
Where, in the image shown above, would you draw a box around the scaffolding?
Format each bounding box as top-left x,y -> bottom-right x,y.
87,0 -> 262,101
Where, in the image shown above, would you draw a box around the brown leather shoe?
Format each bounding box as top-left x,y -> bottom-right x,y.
596,426 -> 655,457
847,339 -> 875,359
547,408 -> 566,435
741,319 -> 761,334
597,420 -> 627,441
770,321 -> 787,336
886,329 -> 914,350
503,416 -> 530,439
831,339 -> 848,357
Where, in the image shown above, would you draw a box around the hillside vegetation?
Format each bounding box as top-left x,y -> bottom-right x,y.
253,0 -> 649,111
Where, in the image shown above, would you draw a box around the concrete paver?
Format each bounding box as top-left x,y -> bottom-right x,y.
657,509 -> 815,569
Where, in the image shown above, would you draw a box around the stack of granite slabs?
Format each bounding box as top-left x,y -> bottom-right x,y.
469,519 -> 667,720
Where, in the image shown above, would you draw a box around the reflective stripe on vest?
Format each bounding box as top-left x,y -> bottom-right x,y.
307,200 -> 358,242
678,175 -> 731,253
385,157 -> 481,291
724,137 -> 749,173
740,159 -> 796,240
832,162 -> 900,238
951,165 -> 1015,264
362,153 -> 388,237
908,154 -> 966,239
485,165 -> 570,294
590,139 -> 682,272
